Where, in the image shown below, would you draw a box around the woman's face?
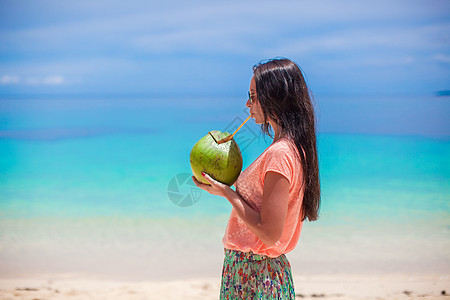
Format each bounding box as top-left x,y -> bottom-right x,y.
247,76 -> 265,124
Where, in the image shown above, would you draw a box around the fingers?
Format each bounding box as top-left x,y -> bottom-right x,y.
201,172 -> 214,185
192,173 -> 228,198
191,173 -> 212,186
191,175 -> 201,185
192,175 -> 207,187
191,176 -> 212,193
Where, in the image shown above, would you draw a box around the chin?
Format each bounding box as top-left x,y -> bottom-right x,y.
251,113 -> 264,124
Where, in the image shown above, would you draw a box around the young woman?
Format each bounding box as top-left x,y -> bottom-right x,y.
192,58 -> 321,299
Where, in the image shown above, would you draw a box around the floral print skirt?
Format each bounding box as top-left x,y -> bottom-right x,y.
220,249 -> 295,299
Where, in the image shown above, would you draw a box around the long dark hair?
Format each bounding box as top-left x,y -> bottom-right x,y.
253,58 -> 320,221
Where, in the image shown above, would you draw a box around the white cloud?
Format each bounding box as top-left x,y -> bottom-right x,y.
433,54 -> 450,63
0,74 -> 65,85
0,0 -> 448,95
2,0 -> 449,57
0,75 -> 20,84
263,23 -> 450,58
42,75 -> 65,85
25,75 -> 65,85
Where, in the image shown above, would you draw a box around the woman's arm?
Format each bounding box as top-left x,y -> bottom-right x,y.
192,171 -> 289,247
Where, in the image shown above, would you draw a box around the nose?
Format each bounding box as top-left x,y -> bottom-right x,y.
245,98 -> 251,108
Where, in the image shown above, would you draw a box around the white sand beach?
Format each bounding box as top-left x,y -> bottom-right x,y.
0,273 -> 448,299
1,214 -> 449,299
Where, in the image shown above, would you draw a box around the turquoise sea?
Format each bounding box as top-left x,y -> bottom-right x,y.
0,96 -> 449,280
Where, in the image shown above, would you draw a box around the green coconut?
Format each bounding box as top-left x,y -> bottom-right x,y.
190,130 -> 243,186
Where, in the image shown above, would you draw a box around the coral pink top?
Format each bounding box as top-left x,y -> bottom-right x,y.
222,138 -> 305,258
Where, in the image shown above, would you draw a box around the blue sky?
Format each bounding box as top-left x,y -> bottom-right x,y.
0,0 -> 449,97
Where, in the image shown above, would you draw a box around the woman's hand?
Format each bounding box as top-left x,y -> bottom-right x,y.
192,173 -> 234,198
